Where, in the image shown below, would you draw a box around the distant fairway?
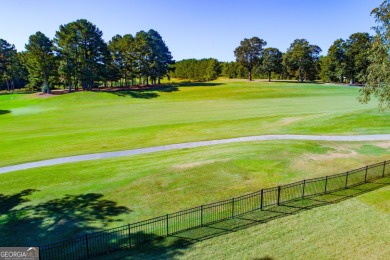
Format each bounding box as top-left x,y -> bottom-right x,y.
1,80 -> 389,255
0,80 -> 389,167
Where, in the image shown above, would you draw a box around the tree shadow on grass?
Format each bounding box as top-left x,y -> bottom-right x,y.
0,189 -> 193,259
176,82 -> 224,87
105,85 -> 179,99
265,80 -> 325,84
113,90 -> 160,99
99,82 -> 224,99
0,110 -> 11,115
4,179 -> 387,259
0,91 -> 37,96
0,189 -> 38,215
0,191 -> 131,247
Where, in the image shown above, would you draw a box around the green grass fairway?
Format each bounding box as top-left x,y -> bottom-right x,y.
1,140 -> 390,246
118,183 -> 389,260
1,80 -> 389,256
1,80 -> 389,167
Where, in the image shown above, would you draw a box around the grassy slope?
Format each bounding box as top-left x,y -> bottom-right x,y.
1,80 -> 389,253
176,185 -> 390,260
177,187 -> 390,259
1,81 -> 389,167
107,184 -> 389,260
1,140 -> 390,246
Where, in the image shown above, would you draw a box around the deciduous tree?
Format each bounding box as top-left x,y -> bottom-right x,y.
284,39 -> 321,81
360,0 -> 390,109
171,58 -> 220,81
261,47 -> 283,81
234,37 -> 267,81
344,33 -> 372,84
320,39 -> 346,82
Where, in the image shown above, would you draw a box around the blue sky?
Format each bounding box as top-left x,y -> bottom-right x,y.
0,0 -> 382,61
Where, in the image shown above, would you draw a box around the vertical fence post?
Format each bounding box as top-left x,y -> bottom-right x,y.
364,166 -> 368,183
302,180 -> 306,198
200,205 -> 203,226
128,224 -> 132,248
345,171 -> 349,188
85,234 -> 90,258
383,161 -> 387,178
277,186 -> 281,206
260,189 -> 264,210
166,214 -> 169,237
324,176 -> 328,194
231,198 -> 235,218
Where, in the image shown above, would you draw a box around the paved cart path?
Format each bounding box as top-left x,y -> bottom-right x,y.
2,134 -> 390,174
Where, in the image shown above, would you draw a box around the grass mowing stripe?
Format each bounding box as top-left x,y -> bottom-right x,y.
0,81 -> 388,167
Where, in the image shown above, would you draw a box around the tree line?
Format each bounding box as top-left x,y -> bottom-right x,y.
2,0 -> 390,110
171,35 -> 374,84
1,19 -> 374,91
170,58 -> 220,81
0,19 -> 173,93
139,0 -> 390,109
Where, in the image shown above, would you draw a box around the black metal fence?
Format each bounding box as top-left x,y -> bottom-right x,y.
39,160 -> 390,259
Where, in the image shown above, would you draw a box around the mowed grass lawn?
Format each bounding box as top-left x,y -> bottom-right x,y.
1,80 -> 390,167
106,184 -> 390,260
180,187 -> 390,260
1,139 -> 390,247
1,80 -> 389,256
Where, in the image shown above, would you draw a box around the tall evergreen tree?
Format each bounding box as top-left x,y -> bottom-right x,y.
0,39 -> 17,91
54,19 -> 110,90
25,32 -> 56,93
9,52 -> 29,90
147,30 -> 173,84
133,31 -> 152,85
121,34 -> 137,86
108,35 -> 127,86
54,23 -> 80,91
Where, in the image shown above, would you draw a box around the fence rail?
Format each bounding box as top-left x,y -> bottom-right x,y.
40,160 -> 390,259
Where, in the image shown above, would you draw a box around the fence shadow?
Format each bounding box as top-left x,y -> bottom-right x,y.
109,177 -> 389,259
37,161 -> 390,259
93,232 -> 191,260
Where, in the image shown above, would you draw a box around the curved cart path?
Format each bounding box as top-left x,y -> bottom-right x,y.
2,134 -> 390,174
